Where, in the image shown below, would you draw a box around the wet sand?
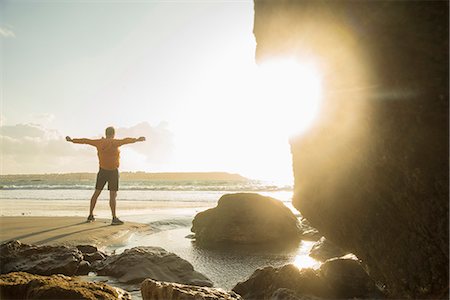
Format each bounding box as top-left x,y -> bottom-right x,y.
0,216 -> 150,248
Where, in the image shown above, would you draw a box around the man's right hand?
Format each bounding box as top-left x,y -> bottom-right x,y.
137,136 -> 146,142
66,136 -> 73,142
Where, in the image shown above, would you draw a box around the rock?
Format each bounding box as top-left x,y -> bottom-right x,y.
271,288 -> 322,300
233,265 -> 326,300
77,260 -> 92,275
298,219 -> 321,242
319,258 -> 380,299
84,251 -> 107,264
0,240 -> 83,276
254,1 -> 448,298
309,237 -> 348,262
141,278 -> 242,300
77,245 -> 98,254
233,259 -> 382,299
0,271 -> 130,300
191,193 -> 302,246
97,246 -> 213,286
76,244 -> 108,264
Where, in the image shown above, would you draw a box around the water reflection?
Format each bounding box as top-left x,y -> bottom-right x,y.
111,227 -> 320,290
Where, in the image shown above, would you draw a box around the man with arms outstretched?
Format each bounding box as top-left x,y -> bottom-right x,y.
66,126 -> 145,225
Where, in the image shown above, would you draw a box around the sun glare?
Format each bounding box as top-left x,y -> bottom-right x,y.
256,58 -> 323,138
293,254 -> 321,270
293,241 -> 321,269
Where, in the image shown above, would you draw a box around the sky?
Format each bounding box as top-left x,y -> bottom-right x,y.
0,0 -> 323,182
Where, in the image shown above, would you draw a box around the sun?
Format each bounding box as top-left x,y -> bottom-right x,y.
168,56 -> 323,182
256,58 -> 323,138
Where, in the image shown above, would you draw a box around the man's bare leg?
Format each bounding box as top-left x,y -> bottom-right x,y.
110,191 -> 123,225
109,190 -> 117,218
89,189 -> 102,216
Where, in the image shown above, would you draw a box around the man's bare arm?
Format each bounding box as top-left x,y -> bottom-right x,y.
66,136 -> 99,146
116,136 -> 146,146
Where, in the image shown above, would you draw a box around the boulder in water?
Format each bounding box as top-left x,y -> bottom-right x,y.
191,193 -> 302,247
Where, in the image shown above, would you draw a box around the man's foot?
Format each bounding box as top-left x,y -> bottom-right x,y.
87,215 -> 95,222
111,217 -> 124,225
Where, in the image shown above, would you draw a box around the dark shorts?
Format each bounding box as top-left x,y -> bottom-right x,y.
95,168 -> 119,191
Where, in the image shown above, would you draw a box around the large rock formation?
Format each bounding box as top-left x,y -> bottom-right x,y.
141,279 -> 242,300
0,272 -> 130,300
191,193 -> 301,246
253,1 -> 448,298
96,246 -> 213,287
233,259 -> 380,299
0,240 -> 84,276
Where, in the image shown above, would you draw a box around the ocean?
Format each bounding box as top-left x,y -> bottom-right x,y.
0,176 -> 296,218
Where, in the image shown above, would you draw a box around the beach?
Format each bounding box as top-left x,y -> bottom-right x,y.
0,185 -> 319,294
0,177 -> 322,299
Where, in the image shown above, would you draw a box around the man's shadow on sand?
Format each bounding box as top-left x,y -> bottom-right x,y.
5,221 -> 111,245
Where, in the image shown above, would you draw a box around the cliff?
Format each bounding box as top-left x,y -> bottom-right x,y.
253,1 -> 448,298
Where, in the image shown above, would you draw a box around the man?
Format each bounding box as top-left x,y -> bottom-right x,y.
66,126 -> 145,225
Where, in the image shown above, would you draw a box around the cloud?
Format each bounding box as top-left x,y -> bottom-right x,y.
0,27 -> 15,38
0,121 -> 174,174
116,122 -> 174,166
0,123 -> 94,174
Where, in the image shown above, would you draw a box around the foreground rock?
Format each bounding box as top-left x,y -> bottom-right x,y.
309,237 -> 348,262
253,0 -> 448,298
271,288 -> 322,300
191,193 -> 301,246
97,246 -> 213,286
233,259 -> 382,299
0,240 -> 83,276
76,244 -> 108,264
141,278 -> 242,300
0,271 -> 130,300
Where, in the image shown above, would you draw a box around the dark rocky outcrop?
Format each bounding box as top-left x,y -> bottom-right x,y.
0,271 -> 130,300
318,258 -> 382,299
141,278 -> 242,300
253,1 -> 449,298
0,240 -> 84,276
233,265 -> 324,300
191,193 -> 301,246
76,245 -> 98,254
232,259 -> 381,300
97,246 -> 213,287
76,244 -> 108,265
309,237 -> 348,262
83,251 -> 107,264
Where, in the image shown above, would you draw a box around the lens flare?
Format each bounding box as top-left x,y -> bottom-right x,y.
256,58 -> 323,137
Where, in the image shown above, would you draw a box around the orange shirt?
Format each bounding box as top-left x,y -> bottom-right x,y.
73,138 -> 137,170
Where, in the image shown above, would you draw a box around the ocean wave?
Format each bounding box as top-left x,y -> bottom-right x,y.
0,183 -> 293,192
